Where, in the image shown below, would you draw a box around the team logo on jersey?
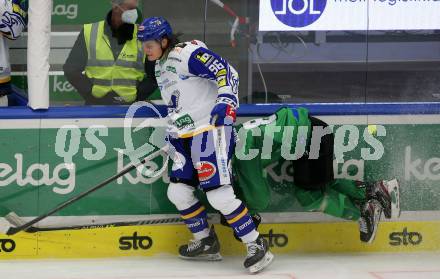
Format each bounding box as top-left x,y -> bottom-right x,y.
174,114 -> 195,130
216,69 -> 228,88
216,69 -> 227,77
217,76 -> 227,88
195,51 -> 213,65
166,66 -> 177,74
196,161 -> 217,182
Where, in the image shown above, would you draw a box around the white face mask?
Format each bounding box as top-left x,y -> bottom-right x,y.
121,8 -> 138,24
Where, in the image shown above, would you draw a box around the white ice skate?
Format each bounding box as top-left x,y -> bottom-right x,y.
386,179 -> 401,219
178,226 -> 222,261
244,235 -> 274,273
368,179 -> 401,219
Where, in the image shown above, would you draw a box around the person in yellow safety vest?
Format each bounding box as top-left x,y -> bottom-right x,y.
64,0 -> 157,105
0,0 -> 28,107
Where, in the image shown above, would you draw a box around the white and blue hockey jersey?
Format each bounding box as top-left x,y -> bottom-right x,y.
155,40 -> 239,138
0,0 -> 28,84
0,0 -> 27,40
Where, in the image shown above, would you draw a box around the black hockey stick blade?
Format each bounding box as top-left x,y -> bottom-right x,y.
3,212 -> 182,233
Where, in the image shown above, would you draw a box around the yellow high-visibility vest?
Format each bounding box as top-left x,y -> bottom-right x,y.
83,21 -> 145,103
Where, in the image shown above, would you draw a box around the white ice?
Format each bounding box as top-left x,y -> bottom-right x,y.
1,253 -> 439,279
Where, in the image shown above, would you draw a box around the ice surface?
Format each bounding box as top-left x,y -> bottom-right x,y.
1,253 -> 439,279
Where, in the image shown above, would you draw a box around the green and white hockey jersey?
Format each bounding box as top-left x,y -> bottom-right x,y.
232,107 -> 367,221
232,107 -> 311,212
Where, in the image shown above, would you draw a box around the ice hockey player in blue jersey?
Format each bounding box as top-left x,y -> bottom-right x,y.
137,17 -> 274,273
0,0 -> 28,106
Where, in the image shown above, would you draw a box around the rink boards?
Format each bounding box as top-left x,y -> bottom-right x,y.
0,220 -> 440,259
1,103 -> 440,259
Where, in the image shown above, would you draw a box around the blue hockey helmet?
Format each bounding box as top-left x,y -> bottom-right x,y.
137,16 -> 173,42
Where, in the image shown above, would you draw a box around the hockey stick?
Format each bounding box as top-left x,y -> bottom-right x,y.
208,0 -> 249,47
0,146 -> 169,236
4,212 -> 183,233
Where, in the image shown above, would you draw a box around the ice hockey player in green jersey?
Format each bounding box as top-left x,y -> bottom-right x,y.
224,107 -> 400,244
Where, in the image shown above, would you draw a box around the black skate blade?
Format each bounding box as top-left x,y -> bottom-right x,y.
248,251 -> 274,274
179,253 -> 223,261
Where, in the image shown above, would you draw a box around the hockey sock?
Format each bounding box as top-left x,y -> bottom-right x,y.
179,201 -> 210,239
223,203 -> 259,243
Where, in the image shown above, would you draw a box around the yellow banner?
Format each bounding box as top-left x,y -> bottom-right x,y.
1,221 -> 439,260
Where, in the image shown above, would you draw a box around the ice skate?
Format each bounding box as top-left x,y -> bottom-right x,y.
244,235 -> 274,273
385,179 -> 401,219
367,179 -> 400,219
179,226 -> 222,261
359,199 -> 382,244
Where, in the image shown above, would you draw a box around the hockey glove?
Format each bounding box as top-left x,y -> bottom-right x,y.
210,103 -> 236,127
